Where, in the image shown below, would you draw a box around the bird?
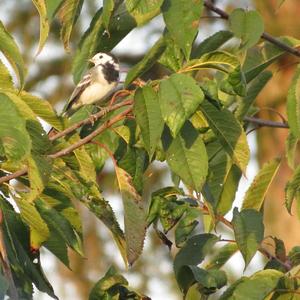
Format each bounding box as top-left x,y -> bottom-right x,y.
63,52 -> 120,116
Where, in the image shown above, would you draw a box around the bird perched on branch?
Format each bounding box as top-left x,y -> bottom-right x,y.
63,52 -> 120,116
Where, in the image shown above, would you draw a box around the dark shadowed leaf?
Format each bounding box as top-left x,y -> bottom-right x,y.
232,208 -> 264,268
205,243 -> 239,270
192,30 -> 234,58
200,100 -> 249,173
177,265 -> 227,295
174,233 -> 219,275
125,35 -> 167,86
164,122 -> 208,192
35,199 -> 83,255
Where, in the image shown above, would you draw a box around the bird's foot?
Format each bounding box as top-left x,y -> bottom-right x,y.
88,113 -> 98,126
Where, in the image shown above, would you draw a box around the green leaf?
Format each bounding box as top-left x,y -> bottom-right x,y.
115,166 -> 146,265
72,4 -> 136,83
200,100 -> 250,173
134,86 -> 164,159
220,269 -> 283,300
0,273 -> 9,299
242,158 -> 281,211
158,33 -> 184,72
89,266 -> 128,299
177,265 -> 227,295
229,8 -> 264,50
192,30 -> 234,58
175,208 -> 200,247
125,0 -> 163,25
0,92 -> 31,161
20,92 -> 64,131
51,160 -> 126,263
15,198 -> 50,248
0,20 -> 26,88
235,71 -> 272,120
287,65 -> 300,138
162,0 -> 203,58
35,198 -> 83,255
44,233 -> 70,267
164,122 -> 208,192
0,59 -> 13,90
27,154 -> 52,201
69,134 -> 97,182
232,208 -> 264,268
102,0 -> 115,29
0,198 -> 57,299
286,132 -> 298,170
58,0 -> 84,52
32,0 -> 50,54
159,73 -> 205,137
244,37 -> 300,83
205,243 -> 239,270
183,50 -> 240,73
285,165 -> 300,214
174,233 -> 219,275
45,0 -> 63,20
125,35 -> 167,86
216,165 -> 242,216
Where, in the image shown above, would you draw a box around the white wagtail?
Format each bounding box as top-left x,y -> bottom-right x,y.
63,52 -> 120,116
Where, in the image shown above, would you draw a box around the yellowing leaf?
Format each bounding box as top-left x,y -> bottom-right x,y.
32,0 -> 50,54
115,166 -> 146,265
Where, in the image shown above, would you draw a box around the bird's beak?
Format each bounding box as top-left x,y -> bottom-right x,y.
88,58 -> 94,64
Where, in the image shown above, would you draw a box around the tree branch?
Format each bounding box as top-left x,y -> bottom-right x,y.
0,104 -> 133,185
49,100 -> 133,141
49,108 -> 131,159
203,0 -> 300,58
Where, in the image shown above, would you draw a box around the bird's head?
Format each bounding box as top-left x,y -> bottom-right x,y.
89,52 -> 119,69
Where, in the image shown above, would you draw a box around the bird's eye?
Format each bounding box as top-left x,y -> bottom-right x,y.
100,55 -> 103,59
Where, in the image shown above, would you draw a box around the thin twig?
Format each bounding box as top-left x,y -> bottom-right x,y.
0,209 -> 18,299
244,116 -> 289,128
203,0 -> 300,58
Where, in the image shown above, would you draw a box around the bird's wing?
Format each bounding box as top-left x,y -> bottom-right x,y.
63,72 -> 92,113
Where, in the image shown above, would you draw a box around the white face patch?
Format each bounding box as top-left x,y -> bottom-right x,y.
90,52 -> 118,67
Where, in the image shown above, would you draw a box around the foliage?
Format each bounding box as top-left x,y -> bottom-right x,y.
0,0 -> 299,299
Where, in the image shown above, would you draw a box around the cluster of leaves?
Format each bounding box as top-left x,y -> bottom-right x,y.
1,0 -> 300,299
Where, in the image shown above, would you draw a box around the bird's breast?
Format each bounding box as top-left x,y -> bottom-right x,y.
77,81 -> 116,106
